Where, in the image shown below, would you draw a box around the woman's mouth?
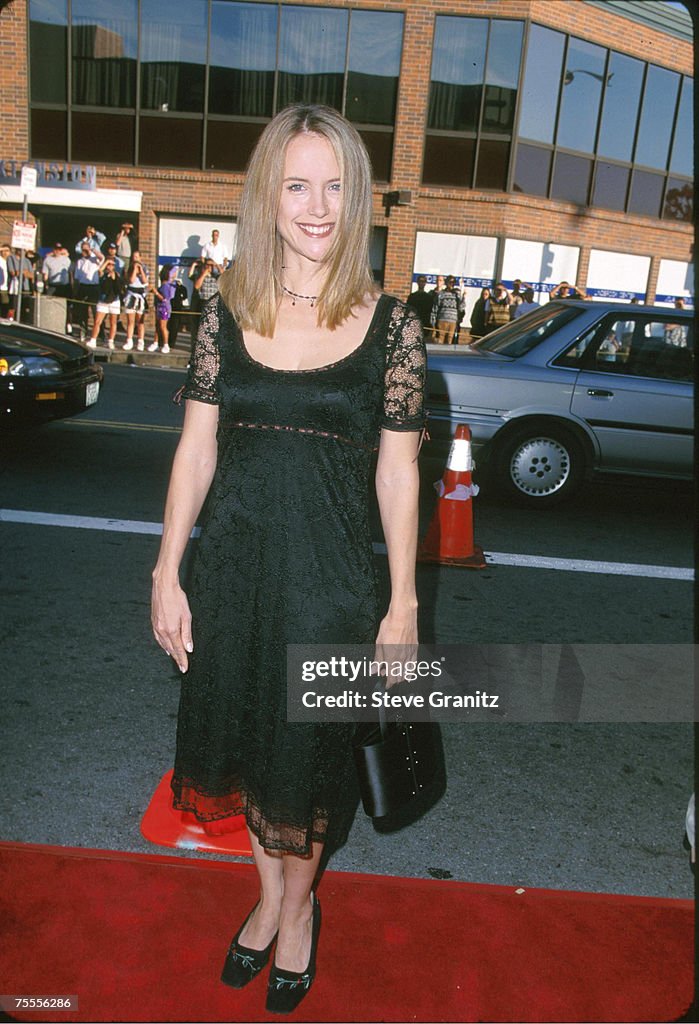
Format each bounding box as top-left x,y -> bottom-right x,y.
298,223 -> 334,238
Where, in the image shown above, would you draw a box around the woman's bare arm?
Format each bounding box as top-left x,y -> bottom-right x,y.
374,428 -> 421,661
151,399 -> 219,672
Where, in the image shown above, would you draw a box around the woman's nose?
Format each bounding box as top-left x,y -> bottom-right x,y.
307,187 -> 329,218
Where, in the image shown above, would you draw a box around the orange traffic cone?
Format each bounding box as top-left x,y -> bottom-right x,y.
418,423 -> 486,568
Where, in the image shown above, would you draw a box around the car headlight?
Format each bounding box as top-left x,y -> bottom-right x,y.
1,356 -> 62,377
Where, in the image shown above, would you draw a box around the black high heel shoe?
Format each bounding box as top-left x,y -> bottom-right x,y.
265,894 -> 321,1015
220,902 -> 278,988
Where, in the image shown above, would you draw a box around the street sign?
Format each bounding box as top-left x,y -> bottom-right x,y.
20,165 -> 38,193
11,220 -> 37,250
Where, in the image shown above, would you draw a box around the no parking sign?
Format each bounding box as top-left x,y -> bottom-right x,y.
11,220 -> 37,250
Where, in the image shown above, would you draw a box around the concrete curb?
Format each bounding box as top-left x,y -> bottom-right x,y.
92,347 -> 190,369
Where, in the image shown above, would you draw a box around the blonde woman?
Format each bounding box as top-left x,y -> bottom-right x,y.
150,105 -> 425,1014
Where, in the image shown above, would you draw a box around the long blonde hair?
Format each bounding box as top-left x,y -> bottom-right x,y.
218,105 -> 377,336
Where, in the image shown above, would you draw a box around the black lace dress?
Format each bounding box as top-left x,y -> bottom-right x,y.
170,292 -> 426,856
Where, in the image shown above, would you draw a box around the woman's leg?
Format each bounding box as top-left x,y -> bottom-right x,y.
124,311 -> 135,348
90,310 -> 106,342
107,313 -> 118,344
275,842 -> 323,971
237,828 -> 284,949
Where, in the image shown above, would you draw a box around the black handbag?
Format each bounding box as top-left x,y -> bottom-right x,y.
352,691 -> 446,831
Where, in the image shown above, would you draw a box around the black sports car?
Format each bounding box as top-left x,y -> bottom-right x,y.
0,320 -> 103,426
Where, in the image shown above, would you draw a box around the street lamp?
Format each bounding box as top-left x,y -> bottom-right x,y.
564,69 -> 614,86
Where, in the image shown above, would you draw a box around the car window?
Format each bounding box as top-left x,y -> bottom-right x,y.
554,315 -> 694,381
474,304 -> 582,358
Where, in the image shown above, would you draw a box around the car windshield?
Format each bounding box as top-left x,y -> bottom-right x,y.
474,304 -> 583,358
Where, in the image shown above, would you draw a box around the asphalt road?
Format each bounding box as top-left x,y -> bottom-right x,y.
1,363 -> 694,898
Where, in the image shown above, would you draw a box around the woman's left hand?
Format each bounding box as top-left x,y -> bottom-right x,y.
374,605 -> 418,688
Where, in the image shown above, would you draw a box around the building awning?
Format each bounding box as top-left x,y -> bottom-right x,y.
0,185 -> 142,212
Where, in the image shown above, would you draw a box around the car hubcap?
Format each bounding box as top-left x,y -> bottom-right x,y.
510,437 -> 571,496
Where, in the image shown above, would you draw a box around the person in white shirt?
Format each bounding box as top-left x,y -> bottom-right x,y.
0,243 -> 10,317
71,244 -> 101,334
75,225 -> 106,257
200,229 -> 230,272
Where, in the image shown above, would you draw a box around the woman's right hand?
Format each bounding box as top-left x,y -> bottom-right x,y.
151,573 -> 193,673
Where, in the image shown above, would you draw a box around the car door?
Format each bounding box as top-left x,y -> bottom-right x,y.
565,314 -> 693,475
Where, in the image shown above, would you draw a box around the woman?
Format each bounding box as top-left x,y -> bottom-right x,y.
148,264 -> 176,353
122,252 -> 149,351
150,105 -> 425,1014
87,257 -> 122,349
431,274 -> 465,345
469,286 -> 490,340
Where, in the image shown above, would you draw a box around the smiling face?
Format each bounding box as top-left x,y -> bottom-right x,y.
276,132 -> 341,270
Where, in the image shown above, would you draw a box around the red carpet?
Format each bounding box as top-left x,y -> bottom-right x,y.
0,841 -> 692,1023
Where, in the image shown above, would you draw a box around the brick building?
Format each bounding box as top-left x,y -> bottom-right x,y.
1,0 -> 694,324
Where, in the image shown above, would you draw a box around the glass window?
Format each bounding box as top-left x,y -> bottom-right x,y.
72,111 -> 135,163
628,169 -> 664,218
422,135 -> 475,188
209,1 -> 277,117
206,119 -> 267,171
31,107 -> 67,159
481,20 -> 523,135
358,129 -> 394,183
512,144 -> 550,196
29,0 -> 68,104
634,64 -> 680,169
347,11 -> 403,126
556,317 -> 693,378
670,78 -> 693,177
475,140 -> 510,190
428,17 -> 488,132
557,38 -> 606,154
139,116 -> 203,167
551,152 -> 592,205
278,6 -> 348,110
596,52 -> 644,162
140,0 -> 208,113
517,24 -> 565,145
663,179 -> 693,223
72,0 -> 138,108
477,304 -> 582,357
592,162 -> 629,212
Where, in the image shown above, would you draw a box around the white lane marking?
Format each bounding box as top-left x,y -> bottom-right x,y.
0,508 -> 200,538
56,418 -> 180,434
483,550 -> 694,581
371,542 -> 692,580
0,510 -> 692,581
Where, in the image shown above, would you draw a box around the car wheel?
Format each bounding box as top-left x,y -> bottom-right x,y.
494,425 -> 585,507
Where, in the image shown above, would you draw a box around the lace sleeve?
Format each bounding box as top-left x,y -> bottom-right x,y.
380,302 -> 427,431
181,296 -> 222,404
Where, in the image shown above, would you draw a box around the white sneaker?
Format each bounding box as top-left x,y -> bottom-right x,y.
107,340 -> 115,350
161,344 -> 170,354
123,339 -> 134,351
86,338 -> 97,348
147,341 -> 159,352
136,340 -> 145,352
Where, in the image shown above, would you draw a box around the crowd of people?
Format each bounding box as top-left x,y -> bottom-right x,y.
0,225 -> 233,354
406,275 -> 587,344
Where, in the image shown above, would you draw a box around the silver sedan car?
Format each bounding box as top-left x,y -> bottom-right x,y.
425,300 -> 693,507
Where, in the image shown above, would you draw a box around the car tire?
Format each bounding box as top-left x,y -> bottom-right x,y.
493,424 -> 586,508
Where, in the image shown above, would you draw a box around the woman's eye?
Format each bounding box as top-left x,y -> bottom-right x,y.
287,183 -> 306,193
328,182 -> 342,193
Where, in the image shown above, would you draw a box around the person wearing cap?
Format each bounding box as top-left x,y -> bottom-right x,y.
101,242 -> 125,277
43,242 -> 72,298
